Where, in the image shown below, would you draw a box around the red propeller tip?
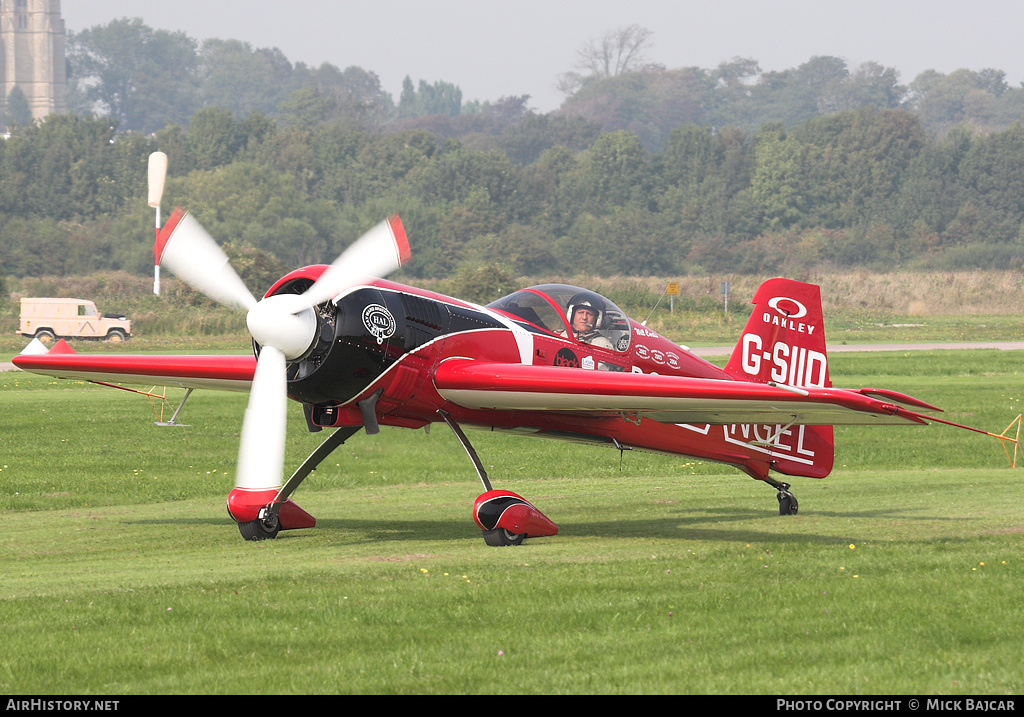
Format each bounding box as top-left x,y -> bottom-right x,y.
388,215 -> 411,266
154,206 -> 187,264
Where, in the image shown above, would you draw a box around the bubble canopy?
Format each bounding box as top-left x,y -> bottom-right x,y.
486,284 -> 631,353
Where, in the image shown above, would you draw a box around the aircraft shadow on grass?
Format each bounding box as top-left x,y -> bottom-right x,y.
127,502 -> 966,546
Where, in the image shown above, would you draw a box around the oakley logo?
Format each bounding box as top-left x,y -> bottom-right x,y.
767,296 -> 808,319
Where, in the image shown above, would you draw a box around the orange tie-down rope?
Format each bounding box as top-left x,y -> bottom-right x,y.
997,414 -> 1022,469
920,412 -> 1022,469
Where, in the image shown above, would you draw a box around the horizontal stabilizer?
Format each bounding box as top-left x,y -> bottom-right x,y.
856,388 -> 942,412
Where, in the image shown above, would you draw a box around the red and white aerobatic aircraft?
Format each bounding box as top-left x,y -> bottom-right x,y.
14,203 -> 1015,545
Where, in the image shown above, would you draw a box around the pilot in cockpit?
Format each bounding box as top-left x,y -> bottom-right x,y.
567,292 -> 613,349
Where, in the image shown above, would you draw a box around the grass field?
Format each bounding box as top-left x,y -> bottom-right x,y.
2,350 -> 1023,694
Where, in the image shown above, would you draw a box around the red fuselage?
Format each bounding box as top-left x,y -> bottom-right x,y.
265,270 -> 830,482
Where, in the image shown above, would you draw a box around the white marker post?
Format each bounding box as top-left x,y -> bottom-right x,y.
147,152 -> 168,295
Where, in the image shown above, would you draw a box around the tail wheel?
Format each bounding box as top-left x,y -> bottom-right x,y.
778,491 -> 799,515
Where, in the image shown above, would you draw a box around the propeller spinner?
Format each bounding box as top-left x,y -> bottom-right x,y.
155,208 -> 410,536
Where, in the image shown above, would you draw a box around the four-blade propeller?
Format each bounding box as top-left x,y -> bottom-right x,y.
154,204 -> 409,496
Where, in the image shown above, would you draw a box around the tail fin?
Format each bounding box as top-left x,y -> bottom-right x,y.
725,278 -> 834,478
725,278 -> 830,389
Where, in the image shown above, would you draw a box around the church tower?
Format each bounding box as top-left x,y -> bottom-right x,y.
0,0 -> 67,124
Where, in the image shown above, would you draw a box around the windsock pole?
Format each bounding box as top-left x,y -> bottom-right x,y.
153,205 -> 161,295
148,152 -> 168,295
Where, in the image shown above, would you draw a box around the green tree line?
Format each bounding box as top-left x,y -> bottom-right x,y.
3,19 -> 1024,282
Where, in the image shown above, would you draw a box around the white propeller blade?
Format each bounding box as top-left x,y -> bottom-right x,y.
236,345 -> 288,490
302,215 -> 410,307
157,210 -> 258,312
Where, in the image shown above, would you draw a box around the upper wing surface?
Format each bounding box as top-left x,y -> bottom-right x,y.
433,359 -> 939,426
13,350 -> 255,392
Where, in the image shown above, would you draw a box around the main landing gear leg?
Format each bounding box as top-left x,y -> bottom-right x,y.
437,410 -> 558,546
764,475 -> 799,515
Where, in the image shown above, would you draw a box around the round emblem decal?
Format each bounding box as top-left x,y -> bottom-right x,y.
767,296 -> 808,319
361,303 -> 396,344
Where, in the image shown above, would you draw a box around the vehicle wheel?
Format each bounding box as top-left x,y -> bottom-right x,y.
482,528 -> 525,546
778,492 -> 799,515
237,515 -> 280,541
106,329 -> 127,344
33,329 -> 56,345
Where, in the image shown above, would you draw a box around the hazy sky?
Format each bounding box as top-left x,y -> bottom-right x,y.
60,0 -> 1024,113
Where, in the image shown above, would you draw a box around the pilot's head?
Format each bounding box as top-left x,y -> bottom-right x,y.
572,305 -> 598,333
567,293 -> 604,335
